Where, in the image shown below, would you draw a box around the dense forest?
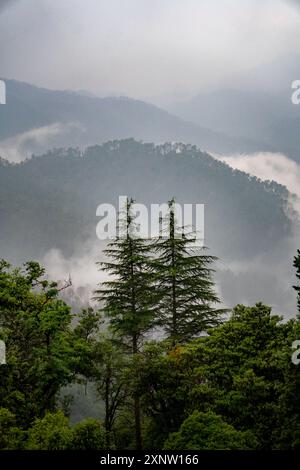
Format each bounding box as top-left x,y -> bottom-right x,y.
1,201 -> 300,450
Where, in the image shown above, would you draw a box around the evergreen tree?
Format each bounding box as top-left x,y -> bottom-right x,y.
293,250 -> 300,314
95,198 -> 157,450
153,199 -> 224,344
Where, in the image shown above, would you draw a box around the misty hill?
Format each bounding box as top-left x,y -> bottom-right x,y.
267,114 -> 300,160
0,139 -> 291,265
168,88 -> 300,161
0,79 -> 272,159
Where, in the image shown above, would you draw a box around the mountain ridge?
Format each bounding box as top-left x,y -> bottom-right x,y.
0,78 -> 274,159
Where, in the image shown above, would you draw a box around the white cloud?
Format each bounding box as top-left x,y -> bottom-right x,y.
43,238 -> 108,291
213,150 -> 300,317
216,152 -> 300,214
0,122 -> 83,162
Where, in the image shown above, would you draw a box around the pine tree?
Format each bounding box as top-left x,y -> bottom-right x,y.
293,250 -> 300,314
94,198 -> 156,450
153,199 -> 224,345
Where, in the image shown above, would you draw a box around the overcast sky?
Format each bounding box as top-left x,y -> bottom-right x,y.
0,0 -> 300,99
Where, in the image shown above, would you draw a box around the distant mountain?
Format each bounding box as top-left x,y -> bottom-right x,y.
266,114 -> 300,160
0,79 -> 272,159
168,88 -> 300,161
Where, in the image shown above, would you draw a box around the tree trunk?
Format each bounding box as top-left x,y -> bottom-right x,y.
133,334 -> 142,450
105,373 -> 111,449
170,208 -> 177,346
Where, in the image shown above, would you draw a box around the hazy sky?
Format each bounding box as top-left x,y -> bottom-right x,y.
1,0 -> 300,98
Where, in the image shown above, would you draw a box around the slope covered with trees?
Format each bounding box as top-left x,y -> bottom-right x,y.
0,140 -> 291,265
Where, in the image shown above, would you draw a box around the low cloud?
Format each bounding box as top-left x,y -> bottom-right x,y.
216,152 -> 300,215
213,151 -> 300,317
0,122 -> 83,162
43,244 -> 105,289
42,238 -> 108,308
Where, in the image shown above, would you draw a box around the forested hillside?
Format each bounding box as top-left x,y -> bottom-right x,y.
0,140 -> 291,264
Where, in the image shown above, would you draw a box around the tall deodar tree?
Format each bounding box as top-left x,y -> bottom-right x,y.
153,199 -> 224,345
95,198 -> 157,450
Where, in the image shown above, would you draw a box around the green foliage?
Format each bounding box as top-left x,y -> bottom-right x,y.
188,303 -> 296,449
113,409 -> 136,450
2,408 -> 105,451
0,408 -> 25,450
73,307 -> 103,379
164,411 -> 257,450
1,252 -> 300,451
133,341 -> 193,447
0,260 -> 78,425
90,335 -> 129,448
71,418 -> 105,450
136,303 -> 300,449
26,411 -> 72,450
0,408 -> 15,448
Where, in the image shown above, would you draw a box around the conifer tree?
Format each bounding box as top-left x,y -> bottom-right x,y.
95,198 -> 156,450
153,199 -> 224,345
